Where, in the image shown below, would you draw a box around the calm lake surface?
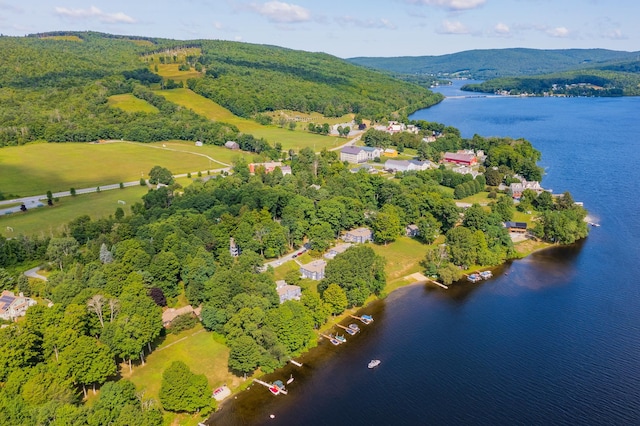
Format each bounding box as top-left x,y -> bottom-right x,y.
209,82 -> 640,425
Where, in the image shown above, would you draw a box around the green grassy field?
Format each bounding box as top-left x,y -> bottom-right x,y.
107,94 -> 159,113
0,141 -> 225,196
154,63 -> 203,82
147,140 -> 253,166
126,325 -> 239,407
156,89 -> 346,150
0,185 -> 148,237
459,191 -> 492,204
370,237 -> 430,288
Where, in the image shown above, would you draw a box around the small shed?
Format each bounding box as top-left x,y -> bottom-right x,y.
195,140 -> 203,147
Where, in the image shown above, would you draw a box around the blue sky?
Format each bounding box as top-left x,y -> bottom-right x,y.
1,1 -> 637,57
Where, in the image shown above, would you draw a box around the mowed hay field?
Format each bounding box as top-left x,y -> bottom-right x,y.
0,185 -> 149,237
0,141 -> 221,196
107,94 -> 159,113
154,63 -> 203,82
147,140 -> 253,166
156,89 -> 346,151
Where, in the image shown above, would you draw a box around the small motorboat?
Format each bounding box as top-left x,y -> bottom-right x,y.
360,315 -> 373,324
348,323 -> 360,332
334,334 -> 347,343
368,359 -> 381,369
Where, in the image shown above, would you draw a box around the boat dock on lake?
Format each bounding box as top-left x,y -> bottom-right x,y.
320,333 -> 341,345
253,378 -> 288,395
349,314 -> 373,324
337,324 -> 358,335
289,359 -> 303,367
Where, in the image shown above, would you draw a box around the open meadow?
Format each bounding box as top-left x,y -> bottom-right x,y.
107,94 -> 159,113
0,141 -> 239,196
0,185 -> 149,237
156,88 -> 346,151
126,325 -> 240,409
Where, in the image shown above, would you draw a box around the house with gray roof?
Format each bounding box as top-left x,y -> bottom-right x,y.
275,280 -> 302,303
300,260 -> 327,280
340,146 -> 368,163
343,227 -> 373,244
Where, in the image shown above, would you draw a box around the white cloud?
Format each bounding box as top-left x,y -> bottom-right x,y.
335,16 -> 397,30
546,26 -> 570,37
54,6 -> 136,24
602,28 -> 626,40
408,0 -> 486,11
251,1 -> 311,23
437,20 -> 469,34
494,22 -> 510,35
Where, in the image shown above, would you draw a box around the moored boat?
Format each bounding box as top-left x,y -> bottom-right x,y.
368,359 -> 381,369
348,323 -> 360,332
334,334 -> 346,343
360,314 -> 373,324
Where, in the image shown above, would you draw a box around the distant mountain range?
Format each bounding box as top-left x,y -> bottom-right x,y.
348,48 -> 640,80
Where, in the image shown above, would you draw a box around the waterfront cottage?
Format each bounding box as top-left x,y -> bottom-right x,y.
509,181 -> 543,199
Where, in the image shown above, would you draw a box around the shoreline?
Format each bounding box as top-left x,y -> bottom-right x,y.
205,235 -> 567,423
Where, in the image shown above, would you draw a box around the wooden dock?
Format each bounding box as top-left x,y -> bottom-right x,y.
426,278 -> 448,289
320,333 -> 341,344
289,359 -> 303,367
337,324 -> 358,334
253,379 -> 288,395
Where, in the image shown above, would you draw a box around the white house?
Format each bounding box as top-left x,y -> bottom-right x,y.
361,146 -> 383,160
340,146 -> 368,164
385,159 -> 432,172
343,227 -> 373,244
0,291 -> 37,321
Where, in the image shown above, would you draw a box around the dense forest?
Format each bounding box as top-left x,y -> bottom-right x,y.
0,31 -> 441,147
461,61 -> 640,96
348,48 -> 640,80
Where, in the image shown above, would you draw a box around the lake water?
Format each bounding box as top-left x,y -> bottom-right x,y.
209,82 -> 640,425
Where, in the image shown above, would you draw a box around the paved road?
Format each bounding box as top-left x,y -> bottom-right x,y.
0,167 -> 231,217
24,266 -> 48,281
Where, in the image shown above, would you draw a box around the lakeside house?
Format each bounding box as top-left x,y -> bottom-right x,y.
509,181 -> 544,199
0,291 -> 37,321
343,227 -> 373,244
300,260 -> 327,281
504,221 -> 528,233
275,280 -> 301,303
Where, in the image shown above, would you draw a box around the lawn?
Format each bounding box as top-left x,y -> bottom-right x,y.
126,325 -> 239,406
459,191 -> 492,204
0,141 -> 220,196
0,185 -> 149,237
107,94 -> 159,114
156,89 -> 346,151
369,237 -> 430,289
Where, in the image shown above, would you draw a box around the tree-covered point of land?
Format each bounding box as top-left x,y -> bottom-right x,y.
159,361 -> 211,413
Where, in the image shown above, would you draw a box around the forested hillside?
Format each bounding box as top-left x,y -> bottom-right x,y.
348,48 -> 640,80
0,31 -> 441,147
461,59 -> 640,96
